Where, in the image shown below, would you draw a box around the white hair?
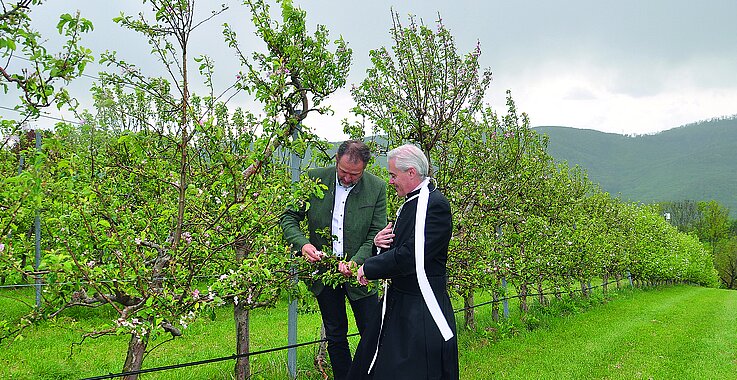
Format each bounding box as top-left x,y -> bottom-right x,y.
388,144 -> 429,178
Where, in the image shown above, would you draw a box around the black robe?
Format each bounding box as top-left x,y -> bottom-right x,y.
348,184 -> 459,380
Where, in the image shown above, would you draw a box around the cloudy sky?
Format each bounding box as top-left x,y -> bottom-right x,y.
4,0 -> 737,139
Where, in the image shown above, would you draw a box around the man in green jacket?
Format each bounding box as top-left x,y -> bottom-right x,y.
280,140 -> 387,380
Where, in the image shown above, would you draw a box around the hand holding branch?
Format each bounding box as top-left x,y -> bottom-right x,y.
338,261 -> 356,277
301,243 -> 324,263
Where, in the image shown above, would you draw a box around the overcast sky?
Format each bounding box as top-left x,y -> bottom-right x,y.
4,0 -> 737,139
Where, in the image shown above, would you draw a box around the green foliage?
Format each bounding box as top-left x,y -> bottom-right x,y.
0,2 -> 94,125
1,0 -> 352,377
695,200 -> 730,249
714,236 -> 737,289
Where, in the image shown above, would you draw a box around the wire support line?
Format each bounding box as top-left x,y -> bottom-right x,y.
0,105 -> 83,125
79,332 -> 360,380
0,275 -> 223,289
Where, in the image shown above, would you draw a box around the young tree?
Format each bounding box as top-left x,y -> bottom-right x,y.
441,95 -> 550,327
696,200 -> 730,255
349,11 -> 535,328
350,10 -> 491,163
715,237 -> 737,289
221,0 -> 351,377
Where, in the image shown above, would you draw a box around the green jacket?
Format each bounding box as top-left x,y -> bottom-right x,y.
280,166 -> 387,300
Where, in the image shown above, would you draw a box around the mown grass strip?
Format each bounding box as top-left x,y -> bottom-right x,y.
460,285 -> 737,379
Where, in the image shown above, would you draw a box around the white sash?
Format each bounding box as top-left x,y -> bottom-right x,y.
414,183 -> 454,341
368,179 -> 453,374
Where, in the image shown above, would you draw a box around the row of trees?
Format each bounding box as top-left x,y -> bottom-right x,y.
2,1 -> 348,378
344,12 -> 719,329
1,1 -> 721,379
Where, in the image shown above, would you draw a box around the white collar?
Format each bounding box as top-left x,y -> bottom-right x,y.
410,177 -> 430,193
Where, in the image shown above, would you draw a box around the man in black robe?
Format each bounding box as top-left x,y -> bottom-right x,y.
349,144 -> 459,380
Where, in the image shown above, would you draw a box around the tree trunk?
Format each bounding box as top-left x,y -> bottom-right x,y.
122,332 -> 149,380
492,290 -> 500,322
519,282 -> 528,314
463,291 -> 475,330
315,324 -> 328,376
580,280 -> 588,298
234,302 -> 251,379
536,277 -> 545,306
602,272 -> 609,297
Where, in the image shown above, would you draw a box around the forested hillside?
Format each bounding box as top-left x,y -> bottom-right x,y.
536,117 -> 737,217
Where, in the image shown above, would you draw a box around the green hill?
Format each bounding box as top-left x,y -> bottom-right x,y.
535,117 -> 737,217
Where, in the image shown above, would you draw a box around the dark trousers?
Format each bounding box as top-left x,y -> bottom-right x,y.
315,284 -> 379,380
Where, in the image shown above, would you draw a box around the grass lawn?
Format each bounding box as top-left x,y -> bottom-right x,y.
461,285 -> 737,379
1,284 -> 735,379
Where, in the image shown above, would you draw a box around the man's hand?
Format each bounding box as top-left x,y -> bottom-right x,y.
373,222 -> 394,249
338,261 -> 356,277
357,264 -> 368,286
301,243 -> 324,263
